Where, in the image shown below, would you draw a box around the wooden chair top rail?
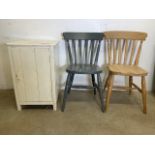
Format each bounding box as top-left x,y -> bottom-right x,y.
63,32 -> 103,40
104,31 -> 147,40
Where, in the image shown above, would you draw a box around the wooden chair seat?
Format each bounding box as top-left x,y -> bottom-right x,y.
108,64 -> 148,76
66,64 -> 103,74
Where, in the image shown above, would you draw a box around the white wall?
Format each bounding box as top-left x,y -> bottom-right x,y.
0,19 -> 155,91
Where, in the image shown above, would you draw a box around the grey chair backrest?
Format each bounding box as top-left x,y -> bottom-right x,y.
63,32 -> 103,65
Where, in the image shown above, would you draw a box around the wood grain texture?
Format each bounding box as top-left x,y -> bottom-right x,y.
104,31 -> 147,40
134,41 -> 143,65
141,76 -> 147,113
108,64 -> 148,76
105,74 -> 113,111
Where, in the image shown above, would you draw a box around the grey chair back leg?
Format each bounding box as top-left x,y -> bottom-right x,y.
68,73 -> 74,94
91,74 -> 96,95
61,73 -> 72,112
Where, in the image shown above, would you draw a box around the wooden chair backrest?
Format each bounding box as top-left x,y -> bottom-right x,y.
63,32 -> 103,65
104,31 -> 147,65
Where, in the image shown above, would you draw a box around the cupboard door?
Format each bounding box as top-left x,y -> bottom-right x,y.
35,48 -> 52,101
20,47 -> 39,101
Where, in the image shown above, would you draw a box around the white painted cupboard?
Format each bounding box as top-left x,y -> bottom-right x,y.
7,40 -> 59,111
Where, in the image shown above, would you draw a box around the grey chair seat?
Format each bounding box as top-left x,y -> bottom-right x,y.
66,64 -> 103,74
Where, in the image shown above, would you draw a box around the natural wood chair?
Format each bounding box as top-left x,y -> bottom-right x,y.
61,32 -> 104,112
104,31 -> 148,113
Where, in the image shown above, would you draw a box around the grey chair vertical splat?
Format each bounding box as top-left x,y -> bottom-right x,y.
61,32 -> 104,112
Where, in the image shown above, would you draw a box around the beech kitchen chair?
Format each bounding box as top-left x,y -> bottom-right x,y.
104,31 -> 148,113
61,32 -> 104,112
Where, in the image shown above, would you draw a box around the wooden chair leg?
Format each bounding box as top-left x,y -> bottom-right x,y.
97,73 -> 104,112
104,74 -> 110,91
129,76 -> 133,95
61,73 -> 71,112
105,74 -> 113,111
141,76 -> 147,114
91,74 -> 96,95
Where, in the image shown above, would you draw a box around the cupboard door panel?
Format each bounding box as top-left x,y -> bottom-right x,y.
20,47 -> 39,101
35,48 -> 52,101
11,47 -> 25,102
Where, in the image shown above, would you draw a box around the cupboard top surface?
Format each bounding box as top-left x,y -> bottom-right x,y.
6,39 -> 58,46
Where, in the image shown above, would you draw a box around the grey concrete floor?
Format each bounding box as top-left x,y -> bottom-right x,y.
0,89 -> 155,134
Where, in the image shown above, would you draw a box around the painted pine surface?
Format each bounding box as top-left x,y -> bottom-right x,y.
8,40 -> 58,111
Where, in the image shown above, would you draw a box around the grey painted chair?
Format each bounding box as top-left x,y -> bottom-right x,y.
61,32 -> 104,112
